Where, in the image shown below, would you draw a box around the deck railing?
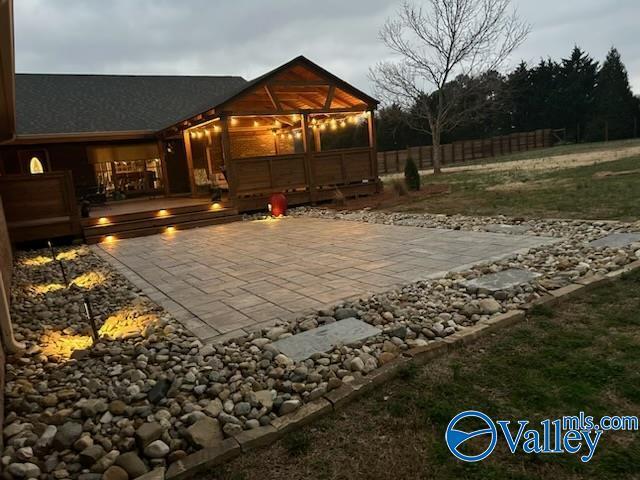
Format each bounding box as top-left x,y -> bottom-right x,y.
231,146 -> 378,210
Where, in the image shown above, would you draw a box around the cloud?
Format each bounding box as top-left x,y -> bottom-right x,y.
13,0 -> 640,94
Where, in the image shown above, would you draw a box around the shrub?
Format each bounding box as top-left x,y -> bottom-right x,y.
391,178 -> 409,196
334,188 -> 346,207
404,157 -> 420,191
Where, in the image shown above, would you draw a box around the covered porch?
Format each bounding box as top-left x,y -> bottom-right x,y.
160,56 -> 380,212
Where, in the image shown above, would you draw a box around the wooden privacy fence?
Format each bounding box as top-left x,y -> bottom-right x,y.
378,129 -> 553,174
0,171 -> 81,243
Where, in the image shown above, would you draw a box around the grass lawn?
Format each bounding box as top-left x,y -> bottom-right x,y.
214,270 -> 640,480
384,154 -> 640,220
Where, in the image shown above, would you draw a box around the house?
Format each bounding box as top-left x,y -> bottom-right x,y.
0,0 -> 379,244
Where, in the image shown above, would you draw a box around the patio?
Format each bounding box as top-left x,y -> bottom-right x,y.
93,217 -> 555,342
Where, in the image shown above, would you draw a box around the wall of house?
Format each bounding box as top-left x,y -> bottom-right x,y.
230,130 -> 278,158
0,143 -> 95,189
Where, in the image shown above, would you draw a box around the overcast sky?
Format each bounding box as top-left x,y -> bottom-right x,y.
13,0 -> 640,95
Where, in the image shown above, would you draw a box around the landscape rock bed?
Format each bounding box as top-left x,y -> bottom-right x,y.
4,212 -> 640,479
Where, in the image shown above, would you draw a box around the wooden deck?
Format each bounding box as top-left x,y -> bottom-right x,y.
82,197 -> 241,244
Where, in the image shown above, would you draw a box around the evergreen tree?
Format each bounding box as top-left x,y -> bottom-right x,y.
588,47 -> 636,141
507,61 -> 534,131
558,46 -> 598,142
376,104 -> 414,151
404,157 -> 420,191
528,58 -> 562,130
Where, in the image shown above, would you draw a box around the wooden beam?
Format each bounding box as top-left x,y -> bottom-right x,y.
264,85 -> 280,110
215,107 -> 368,117
367,110 -> 379,181
301,113 -> 316,204
269,81 -> 331,87
182,130 -> 197,196
157,139 -> 170,196
220,117 -> 237,204
324,85 -> 335,109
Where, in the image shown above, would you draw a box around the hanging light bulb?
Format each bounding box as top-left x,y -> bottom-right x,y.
231,117 -> 238,126
295,131 -> 302,139
254,120 -> 260,127
340,120 -> 347,128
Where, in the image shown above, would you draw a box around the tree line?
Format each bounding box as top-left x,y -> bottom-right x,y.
376,46 -> 640,152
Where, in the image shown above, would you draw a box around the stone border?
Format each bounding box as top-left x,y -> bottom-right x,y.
154,260 -> 640,480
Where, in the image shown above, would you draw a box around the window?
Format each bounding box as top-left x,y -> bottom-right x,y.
29,156 -> 44,174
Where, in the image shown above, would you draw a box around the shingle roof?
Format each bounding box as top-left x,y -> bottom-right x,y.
14,73 -> 248,135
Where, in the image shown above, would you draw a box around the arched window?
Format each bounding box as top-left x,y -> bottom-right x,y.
29,156 -> 44,174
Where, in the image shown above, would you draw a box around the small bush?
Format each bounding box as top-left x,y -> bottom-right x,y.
404,157 -> 420,191
391,178 -> 409,196
334,188 -> 346,207
283,430 -> 311,456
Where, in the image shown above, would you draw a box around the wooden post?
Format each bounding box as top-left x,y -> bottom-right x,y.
301,113 -> 317,204
182,130 -> 197,196
418,146 -> 424,169
157,139 -> 170,196
383,151 -> 388,174
367,110 -> 378,181
220,117 -> 237,204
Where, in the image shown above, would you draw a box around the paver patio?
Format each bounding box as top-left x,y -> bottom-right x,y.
93,217 -> 555,342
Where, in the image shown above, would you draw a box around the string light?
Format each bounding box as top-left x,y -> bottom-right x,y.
231,117 -> 238,126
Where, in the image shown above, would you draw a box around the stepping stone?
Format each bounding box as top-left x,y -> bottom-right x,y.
463,268 -> 540,293
272,318 -> 381,362
589,232 -> 640,249
484,224 -> 530,235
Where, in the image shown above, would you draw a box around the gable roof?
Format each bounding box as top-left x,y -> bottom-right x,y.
163,55 -> 379,132
216,55 -> 378,112
14,73 -> 247,136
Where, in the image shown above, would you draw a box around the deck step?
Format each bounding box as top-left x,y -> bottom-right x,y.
85,213 -> 242,244
83,208 -> 236,236
83,205 -> 241,244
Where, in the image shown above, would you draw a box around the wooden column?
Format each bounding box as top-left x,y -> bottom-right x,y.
301,113 -> 317,204
367,110 -> 378,180
157,139 -> 170,196
220,117 -> 237,204
182,130 -> 196,196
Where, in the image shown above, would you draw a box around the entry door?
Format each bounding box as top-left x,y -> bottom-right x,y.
164,140 -> 191,194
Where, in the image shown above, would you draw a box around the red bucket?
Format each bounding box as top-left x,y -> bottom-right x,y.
268,193 -> 288,217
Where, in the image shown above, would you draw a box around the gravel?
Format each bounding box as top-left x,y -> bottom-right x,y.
4,211 -> 640,477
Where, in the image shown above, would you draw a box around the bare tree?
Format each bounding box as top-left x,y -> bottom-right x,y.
370,0 -> 529,173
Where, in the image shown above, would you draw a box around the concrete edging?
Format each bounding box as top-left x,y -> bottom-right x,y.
162,259 -> 640,480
